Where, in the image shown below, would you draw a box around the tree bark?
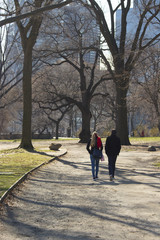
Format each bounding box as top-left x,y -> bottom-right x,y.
19,48 -> 33,149
116,82 -> 130,145
79,108 -> 91,143
56,122 -> 59,140
14,0 -> 73,149
157,116 -> 160,133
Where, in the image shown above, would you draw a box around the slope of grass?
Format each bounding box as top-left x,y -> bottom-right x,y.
0,148 -> 54,198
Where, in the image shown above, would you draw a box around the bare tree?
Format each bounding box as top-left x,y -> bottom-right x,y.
32,64 -> 73,139
46,106 -> 73,139
0,18 -> 24,134
7,0 -> 73,149
36,4 -> 111,142
0,23 -> 23,108
81,0 -> 160,144
136,47 -> 160,131
0,0 -> 73,27
91,80 -> 116,135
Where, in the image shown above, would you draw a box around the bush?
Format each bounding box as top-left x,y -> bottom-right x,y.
149,127 -> 160,137
133,125 -> 149,137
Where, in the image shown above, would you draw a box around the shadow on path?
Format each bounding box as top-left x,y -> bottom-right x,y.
0,149 -> 160,240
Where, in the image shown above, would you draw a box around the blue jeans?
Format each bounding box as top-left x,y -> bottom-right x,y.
90,154 -> 99,178
108,155 -> 117,177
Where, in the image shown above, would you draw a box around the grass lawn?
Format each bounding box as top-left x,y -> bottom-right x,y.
130,136 -> 160,144
0,147 -> 55,198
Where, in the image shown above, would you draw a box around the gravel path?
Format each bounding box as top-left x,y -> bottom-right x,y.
0,142 -> 160,240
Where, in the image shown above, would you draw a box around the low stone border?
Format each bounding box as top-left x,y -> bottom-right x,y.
0,149 -> 67,204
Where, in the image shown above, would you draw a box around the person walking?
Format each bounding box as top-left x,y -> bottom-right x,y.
105,130 -> 121,181
86,131 -> 103,180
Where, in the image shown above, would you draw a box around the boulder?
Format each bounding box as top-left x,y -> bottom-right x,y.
49,143 -> 62,150
148,146 -> 156,151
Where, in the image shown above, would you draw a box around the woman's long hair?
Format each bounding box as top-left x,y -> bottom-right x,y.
91,131 -> 98,147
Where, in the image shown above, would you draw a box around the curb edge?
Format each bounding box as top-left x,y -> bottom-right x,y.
0,150 -> 67,204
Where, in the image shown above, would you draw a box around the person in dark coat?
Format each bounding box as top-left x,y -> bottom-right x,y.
105,130 -> 121,181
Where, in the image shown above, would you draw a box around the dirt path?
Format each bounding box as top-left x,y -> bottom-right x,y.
0,142 -> 160,240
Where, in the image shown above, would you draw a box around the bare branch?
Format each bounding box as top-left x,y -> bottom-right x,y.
0,0 -> 72,27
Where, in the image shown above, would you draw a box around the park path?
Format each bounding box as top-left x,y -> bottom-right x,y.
0,141 -> 160,240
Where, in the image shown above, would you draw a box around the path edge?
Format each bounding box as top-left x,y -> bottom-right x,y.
0,150 -> 67,204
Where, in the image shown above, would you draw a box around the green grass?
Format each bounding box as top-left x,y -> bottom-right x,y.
102,136 -> 160,145
154,162 -> 160,167
130,137 -> 160,143
0,148 -> 55,198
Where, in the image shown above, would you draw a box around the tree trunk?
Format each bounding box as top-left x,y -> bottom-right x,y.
19,49 -> 33,149
56,122 -> 59,140
79,109 -> 91,143
116,82 -> 130,145
157,116 -> 160,133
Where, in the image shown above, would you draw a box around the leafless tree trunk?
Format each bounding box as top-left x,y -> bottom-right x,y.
12,0 -> 73,149
14,0 -> 44,149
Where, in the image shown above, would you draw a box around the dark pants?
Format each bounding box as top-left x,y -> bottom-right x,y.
108,155 -> 117,178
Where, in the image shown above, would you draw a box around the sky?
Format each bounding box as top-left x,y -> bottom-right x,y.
97,0 -> 133,14
97,0 -> 120,11
95,0 -> 125,68
97,0 -> 134,68
96,0 -> 123,24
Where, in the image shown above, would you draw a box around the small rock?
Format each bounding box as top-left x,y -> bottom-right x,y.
148,146 -> 156,151
49,143 -> 62,150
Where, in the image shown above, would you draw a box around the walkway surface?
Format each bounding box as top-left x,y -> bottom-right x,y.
0,141 -> 160,240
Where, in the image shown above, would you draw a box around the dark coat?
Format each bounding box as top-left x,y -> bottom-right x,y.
105,134 -> 121,156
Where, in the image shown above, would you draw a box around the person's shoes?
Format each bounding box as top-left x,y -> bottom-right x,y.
93,177 -> 96,180
110,175 -> 113,181
96,176 -> 98,179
